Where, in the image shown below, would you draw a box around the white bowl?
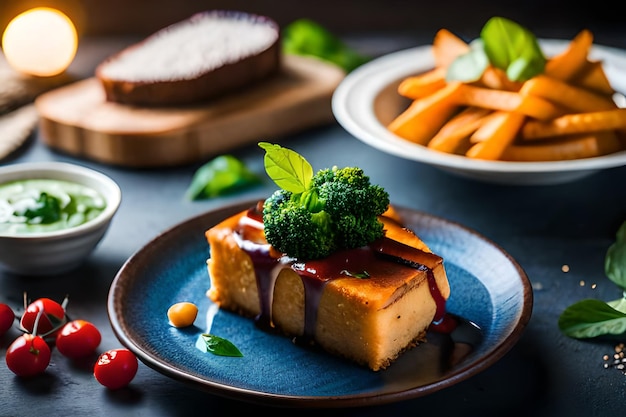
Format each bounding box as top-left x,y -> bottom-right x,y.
332,40 -> 626,185
0,162 -> 121,275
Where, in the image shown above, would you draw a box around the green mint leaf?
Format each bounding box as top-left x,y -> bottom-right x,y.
558,299 -> 626,338
185,155 -> 262,200
507,56 -> 538,82
445,17 -> 545,83
201,333 -> 243,357
446,40 -> 489,83
480,16 -> 546,82
606,221 -> 626,289
259,142 -> 313,194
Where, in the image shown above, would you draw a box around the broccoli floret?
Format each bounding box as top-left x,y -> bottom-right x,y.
260,143 -> 390,260
314,166 -> 389,250
315,167 -> 389,219
333,213 -> 386,250
263,189 -> 335,260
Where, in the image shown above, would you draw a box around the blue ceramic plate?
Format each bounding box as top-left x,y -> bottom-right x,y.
107,199 -> 532,407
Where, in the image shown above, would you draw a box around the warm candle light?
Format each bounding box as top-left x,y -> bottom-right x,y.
2,7 -> 78,77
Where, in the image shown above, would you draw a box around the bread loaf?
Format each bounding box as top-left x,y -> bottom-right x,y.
95,10 -> 281,106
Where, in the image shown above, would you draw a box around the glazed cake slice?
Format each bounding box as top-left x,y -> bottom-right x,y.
205,203 -> 450,371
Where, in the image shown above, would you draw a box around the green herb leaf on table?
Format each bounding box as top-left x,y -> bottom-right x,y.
559,220 -> 626,339
559,299 -> 626,338
258,142 -> 313,194
606,222 -> 626,289
282,18 -> 370,72
201,334 -> 243,357
185,155 -> 262,200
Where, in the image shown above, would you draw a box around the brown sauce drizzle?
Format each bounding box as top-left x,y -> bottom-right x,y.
235,205 -> 449,345
370,237 -> 447,324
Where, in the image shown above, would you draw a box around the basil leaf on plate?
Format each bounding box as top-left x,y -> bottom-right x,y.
446,40 -> 489,83
258,142 -> 313,194
201,333 -> 243,357
446,16 -> 546,83
480,16 -> 546,82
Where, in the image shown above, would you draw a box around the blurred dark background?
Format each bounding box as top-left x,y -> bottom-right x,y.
0,0 -> 623,49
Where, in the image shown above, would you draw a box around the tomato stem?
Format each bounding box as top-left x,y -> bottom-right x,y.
32,308 -> 44,336
61,294 -> 70,310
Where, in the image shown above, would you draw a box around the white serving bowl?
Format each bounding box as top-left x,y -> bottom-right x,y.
0,161 -> 121,276
332,40 -> 626,185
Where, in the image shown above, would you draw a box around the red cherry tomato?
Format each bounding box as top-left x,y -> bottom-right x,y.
20,297 -> 66,337
5,333 -> 51,377
56,319 -> 102,359
0,303 -> 15,336
94,348 -> 138,389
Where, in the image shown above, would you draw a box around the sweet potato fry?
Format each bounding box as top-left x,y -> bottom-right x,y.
432,29 -> 470,68
388,81 -> 462,145
521,109 -> 626,140
468,111 -> 509,143
477,66 -> 523,91
455,84 -> 562,120
572,60 -> 615,96
387,25 -> 624,162
520,74 -> 617,113
544,29 -> 594,81
397,67 -> 447,99
427,107 -> 493,153
465,111 -> 526,160
501,131 -> 623,161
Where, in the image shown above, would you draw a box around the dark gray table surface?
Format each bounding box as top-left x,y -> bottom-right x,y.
2,34 -> 626,417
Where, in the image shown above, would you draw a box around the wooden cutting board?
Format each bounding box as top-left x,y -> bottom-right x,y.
35,54 -> 345,168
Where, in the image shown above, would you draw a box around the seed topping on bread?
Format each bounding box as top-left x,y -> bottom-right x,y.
98,12 -> 279,82
96,10 -> 281,106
